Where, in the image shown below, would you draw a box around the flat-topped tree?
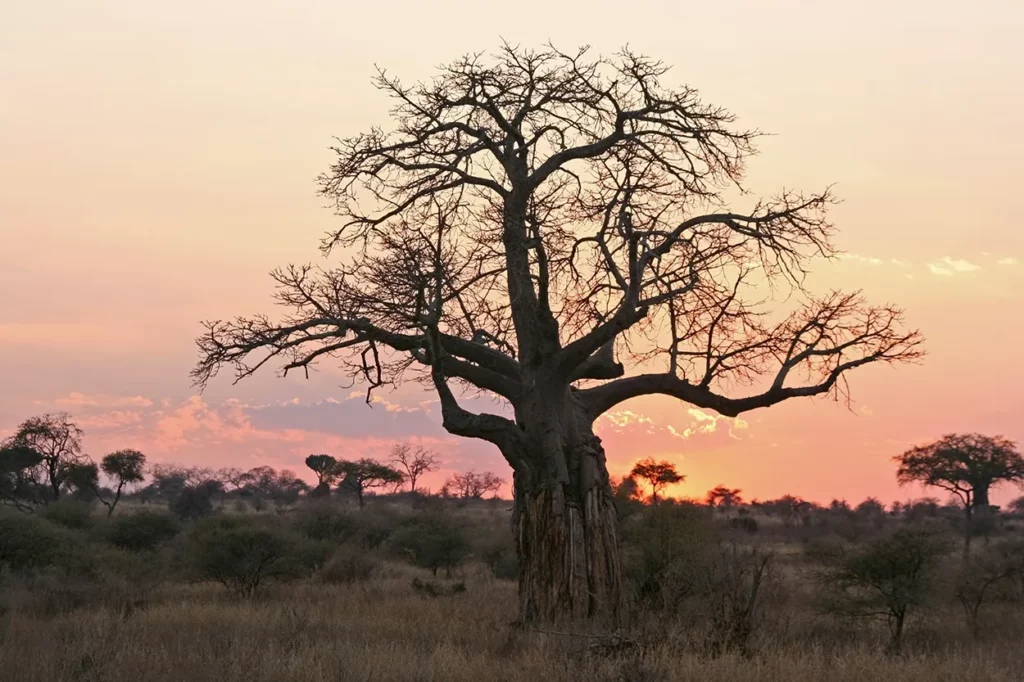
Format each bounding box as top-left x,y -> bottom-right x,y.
193,43 -> 924,623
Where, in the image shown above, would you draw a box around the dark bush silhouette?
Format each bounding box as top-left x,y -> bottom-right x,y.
1,413 -> 85,506
108,511 -> 181,552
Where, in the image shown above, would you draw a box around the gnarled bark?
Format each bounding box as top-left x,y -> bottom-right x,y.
512,424 -> 623,622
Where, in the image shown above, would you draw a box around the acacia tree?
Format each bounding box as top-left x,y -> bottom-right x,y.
630,458 -> 684,502
192,44 -> 923,622
305,454 -> 340,487
444,470 -> 505,498
390,444 -> 441,493
335,458 -> 404,508
706,485 -> 744,508
1,412 -> 86,504
895,434 -> 1024,551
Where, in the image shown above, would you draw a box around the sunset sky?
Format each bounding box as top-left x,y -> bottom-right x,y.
2,1 -> 1022,504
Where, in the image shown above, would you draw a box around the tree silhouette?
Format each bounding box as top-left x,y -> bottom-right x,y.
390,444 -> 441,493
630,458 -> 684,502
706,485 -> 744,508
305,454 -> 340,491
192,43 -> 924,622
443,470 -> 504,499
1,413 -> 85,504
335,459 -> 404,509
895,433 -> 1024,551
98,450 -> 147,517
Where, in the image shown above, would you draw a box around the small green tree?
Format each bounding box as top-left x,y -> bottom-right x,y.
99,450 -> 146,516
815,528 -> 947,654
390,515 -> 470,577
187,518 -> 309,596
630,458 -> 684,503
335,459 -> 404,509
108,510 -> 181,552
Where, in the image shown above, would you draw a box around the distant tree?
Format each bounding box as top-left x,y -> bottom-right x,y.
64,461 -> 102,502
760,495 -> 813,527
706,485 -> 744,508
855,497 -> 886,516
1,412 -> 85,503
97,450 -> 146,516
390,444 -> 441,493
0,444 -> 45,511
443,470 -> 504,499
336,459 -> 404,509
895,434 -> 1024,551
816,528 -> 947,654
305,454 -> 340,489
630,458 -> 684,503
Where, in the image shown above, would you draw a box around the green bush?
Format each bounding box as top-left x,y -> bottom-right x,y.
292,501 -> 359,542
0,514 -> 67,574
42,499 -> 95,530
107,510 -> 181,552
170,486 -> 214,521
187,517 -> 316,596
317,544 -> 380,584
389,514 -> 470,577
476,534 -> 519,581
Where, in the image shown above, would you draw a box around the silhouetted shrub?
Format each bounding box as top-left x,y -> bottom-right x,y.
171,486 -> 215,521
389,514 -> 470,577
42,499 -> 95,530
108,510 -> 181,552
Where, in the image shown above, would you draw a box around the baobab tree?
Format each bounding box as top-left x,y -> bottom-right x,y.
193,44 -> 924,622
629,458 -> 684,502
895,434 -> 1024,551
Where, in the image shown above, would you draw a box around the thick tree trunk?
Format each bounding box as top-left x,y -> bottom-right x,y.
511,422 -> 624,623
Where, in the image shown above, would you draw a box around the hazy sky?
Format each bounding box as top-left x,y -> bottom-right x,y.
2,1 -> 1022,503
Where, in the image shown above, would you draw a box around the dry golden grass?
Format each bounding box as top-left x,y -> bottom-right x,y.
2,561 -> 1022,682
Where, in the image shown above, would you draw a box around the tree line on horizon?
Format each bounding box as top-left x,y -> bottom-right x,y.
3,412 -> 1022,532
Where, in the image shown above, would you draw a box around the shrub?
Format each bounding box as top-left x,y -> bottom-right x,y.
476,534 -> 519,581
42,499 -> 95,530
187,517 -> 313,596
814,527 -> 948,653
389,514 -> 470,577
107,510 -> 181,552
317,544 -> 380,584
0,514 -> 65,574
171,486 -> 214,521
411,577 -> 466,597
292,501 -> 359,543
727,516 -> 759,534
622,502 -> 715,611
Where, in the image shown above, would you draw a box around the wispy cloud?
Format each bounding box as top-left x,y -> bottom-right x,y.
838,253 -> 883,266
928,256 -> 981,276
997,257 -> 1018,266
